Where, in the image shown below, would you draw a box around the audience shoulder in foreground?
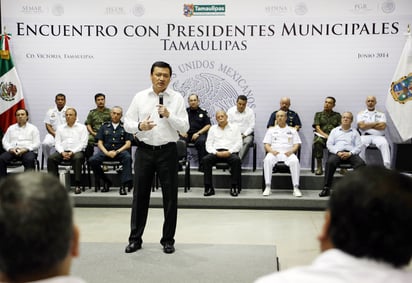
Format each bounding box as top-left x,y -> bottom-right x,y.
0,172 -> 86,283
255,166 -> 412,283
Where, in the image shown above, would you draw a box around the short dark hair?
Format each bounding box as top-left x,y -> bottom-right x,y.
0,172 -> 74,280
237,95 -> 248,102
55,93 -> 66,100
15,108 -> 28,116
325,96 -> 336,104
328,166 -> 412,267
150,61 -> 172,76
95,93 -> 106,101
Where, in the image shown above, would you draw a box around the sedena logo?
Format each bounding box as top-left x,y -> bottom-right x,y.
183,4 -> 226,17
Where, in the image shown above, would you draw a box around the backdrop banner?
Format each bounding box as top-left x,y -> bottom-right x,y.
1,0 -> 412,168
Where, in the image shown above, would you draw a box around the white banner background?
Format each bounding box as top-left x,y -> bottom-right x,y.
2,0 -> 411,168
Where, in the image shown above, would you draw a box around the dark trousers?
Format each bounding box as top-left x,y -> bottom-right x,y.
89,151 -> 132,184
202,153 -> 241,187
0,151 -> 37,177
182,134 -> 207,169
324,153 -> 366,187
128,143 -> 178,246
47,152 -> 84,184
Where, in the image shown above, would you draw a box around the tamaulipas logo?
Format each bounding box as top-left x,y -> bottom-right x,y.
390,73 -> 412,104
183,4 -> 226,17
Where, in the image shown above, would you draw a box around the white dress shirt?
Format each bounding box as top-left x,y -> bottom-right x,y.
327,126 -> 362,155
255,249 -> 412,283
2,122 -> 40,152
206,123 -> 242,154
227,105 -> 255,136
356,109 -> 386,136
55,122 -> 88,154
44,105 -> 68,131
124,87 -> 189,146
263,125 -> 301,152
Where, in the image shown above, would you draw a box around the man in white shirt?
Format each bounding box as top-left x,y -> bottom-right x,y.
262,110 -> 302,197
124,61 -> 189,255
203,110 -> 242,197
47,108 -> 88,195
0,172 -> 86,283
42,93 -> 68,162
0,108 -> 40,177
356,96 -> 391,168
255,166 -> 412,283
227,95 -> 255,162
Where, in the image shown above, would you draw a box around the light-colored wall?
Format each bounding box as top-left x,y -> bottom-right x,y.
2,0 -> 410,168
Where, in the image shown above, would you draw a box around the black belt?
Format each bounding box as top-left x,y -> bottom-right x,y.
364,133 -> 371,135
138,142 -> 175,151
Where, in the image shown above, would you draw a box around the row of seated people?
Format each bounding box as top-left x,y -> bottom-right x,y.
0,94 -> 389,198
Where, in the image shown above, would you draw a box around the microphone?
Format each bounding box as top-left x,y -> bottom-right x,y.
159,93 -> 164,118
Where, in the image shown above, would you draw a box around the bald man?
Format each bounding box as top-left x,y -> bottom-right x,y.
356,96 -> 391,168
266,97 -> 302,131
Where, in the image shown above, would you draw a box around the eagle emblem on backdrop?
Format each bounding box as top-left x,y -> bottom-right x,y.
390,73 -> 412,104
0,81 -> 17,102
173,73 -> 240,121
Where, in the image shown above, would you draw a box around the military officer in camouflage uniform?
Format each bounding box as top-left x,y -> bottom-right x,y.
312,96 -> 341,175
180,94 -> 211,171
89,106 -> 133,195
85,93 -> 111,157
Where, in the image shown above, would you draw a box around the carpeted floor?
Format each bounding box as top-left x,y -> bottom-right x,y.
71,242 -> 278,283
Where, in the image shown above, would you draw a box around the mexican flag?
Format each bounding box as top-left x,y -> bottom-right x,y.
386,30 -> 412,142
0,32 -> 25,133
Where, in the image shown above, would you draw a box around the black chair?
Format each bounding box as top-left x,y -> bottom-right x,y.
152,140 -> 190,193
187,141 -> 257,172
58,156 -> 90,192
7,155 -> 40,172
214,160 -> 242,192
261,148 -> 301,190
87,145 -> 132,192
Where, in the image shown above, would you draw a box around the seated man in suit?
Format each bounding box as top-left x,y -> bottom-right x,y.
202,110 -> 242,197
262,110 -> 302,197
319,112 -> 366,197
0,108 -> 40,177
89,106 -> 133,195
0,172 -> 85,283
47,107 -> 88,195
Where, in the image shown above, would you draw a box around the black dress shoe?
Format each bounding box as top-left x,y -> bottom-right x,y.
127,181 -> 133,192
319,187 -> 330,197
125,242 -> 141,253
119,186 -> 127,195
230,187 -> 238,197
163,243 -> 175,254
204,187 -> 215,197
101,179 -> 112,193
